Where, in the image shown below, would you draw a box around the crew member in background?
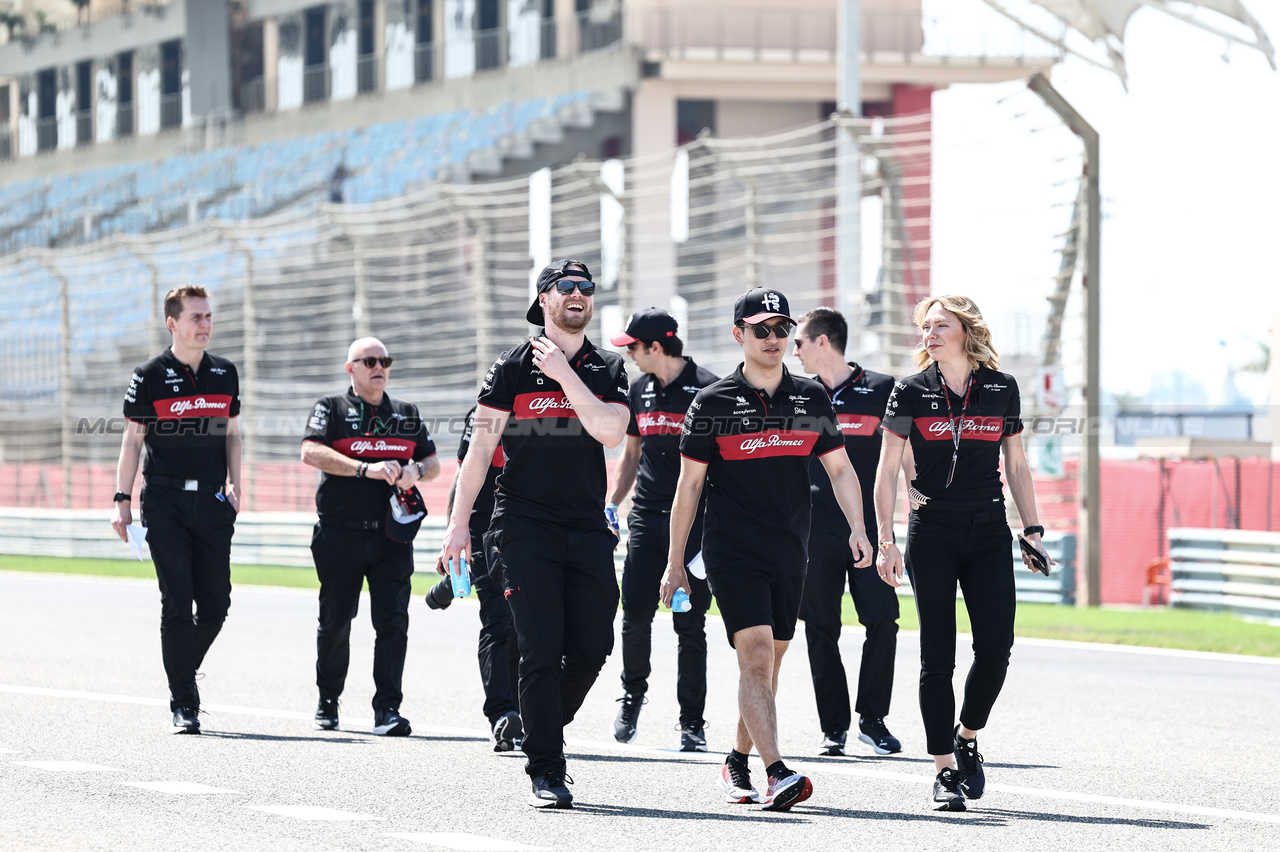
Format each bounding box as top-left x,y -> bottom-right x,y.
607,308 -> 718,752
301,337 -> 440,737
662,288 -> 873,813
110,285 -> 242,735
441,260 -> 630,810
792,307 -> 904,758
429,404 -> 522,753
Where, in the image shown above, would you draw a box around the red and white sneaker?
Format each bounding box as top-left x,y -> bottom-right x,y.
718,760 -> 761,804
760,772 -> 812,812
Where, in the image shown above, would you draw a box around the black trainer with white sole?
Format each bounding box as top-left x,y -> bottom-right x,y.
679,721 -> 707,752
953,726 -> 985,799
612,693 -> 644,744
372,709 -> 411,736
819,730 -> 846,756
529,770 -> 574,809
932,767 -> 967,811
857,716 -> 902,755
171,707 -> 200,735
314,697 -> 339,731
493,711 -> 523,753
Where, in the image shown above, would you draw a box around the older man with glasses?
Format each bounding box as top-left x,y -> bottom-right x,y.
301,337 -> 441,736
661,288 -> 874,813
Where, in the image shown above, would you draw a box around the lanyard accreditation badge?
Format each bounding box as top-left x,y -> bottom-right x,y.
938,369 -> 976,489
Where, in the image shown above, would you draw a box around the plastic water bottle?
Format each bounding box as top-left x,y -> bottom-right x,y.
450,552 -> 471,598
671,588 -> 692,613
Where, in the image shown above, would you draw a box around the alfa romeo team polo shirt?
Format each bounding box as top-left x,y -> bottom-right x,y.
808,362 -> 894,535
880,362 -> 1023,506
477,333 -> 629,529
626,357 -> 719,513
302,389 -> 436,522
122,347 -> 241,486
680,364 -> 844,575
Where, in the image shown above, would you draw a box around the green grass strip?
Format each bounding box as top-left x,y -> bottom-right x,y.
3,554 -> 1277,658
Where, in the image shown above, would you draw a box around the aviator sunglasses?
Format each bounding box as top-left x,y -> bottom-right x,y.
352,356 -> 394,368
548,279 -> 596,296
736,321 -> 794,340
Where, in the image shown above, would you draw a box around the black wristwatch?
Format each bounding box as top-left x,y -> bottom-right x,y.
113,492 -> 131,503
1023,525 -> 1045,538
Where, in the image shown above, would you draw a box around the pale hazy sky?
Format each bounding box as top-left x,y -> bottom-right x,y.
927,0 -> 1279,405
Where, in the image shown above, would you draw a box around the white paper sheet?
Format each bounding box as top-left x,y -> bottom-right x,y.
686,550 -> 705,580
125,524 -> 148,561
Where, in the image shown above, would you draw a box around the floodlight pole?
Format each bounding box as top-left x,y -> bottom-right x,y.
1027,72 -> 1101,607
837,0 -> 861,321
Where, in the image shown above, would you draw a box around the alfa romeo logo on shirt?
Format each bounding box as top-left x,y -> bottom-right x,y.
528,396 -> 573,414
350,440 -> 410,453
739,434 -> 805,454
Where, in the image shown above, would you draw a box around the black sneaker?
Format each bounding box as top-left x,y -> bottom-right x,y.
373,709 -> 411,737
612,693 -> 644,744
493,711 -> 523,753
857,716 -> 902,755
314,698 -> 339,731
717,757 -> 760,804
528,769 -> 574,809
171,707 -> 200,735
953,726 -> 985,799
678,720 -> 707,752
760,770 -> 813,812
933,767 -> 967,811
818,730 -> 846,756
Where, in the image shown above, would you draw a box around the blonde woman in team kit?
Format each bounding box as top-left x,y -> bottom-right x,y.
872,295 -> 1051,812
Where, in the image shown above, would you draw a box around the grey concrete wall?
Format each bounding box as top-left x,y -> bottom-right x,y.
184,0 -> 233,117
0,4 -> 186,77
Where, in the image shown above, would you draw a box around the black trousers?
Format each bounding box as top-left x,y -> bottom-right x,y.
141,485 -> 235,711
497,513 -> 619,777
799,526 -> 900,731
475,530 -> 520,725
311,523 -> 414,713
619,507 -> 710,726
905,506 -> 1015,755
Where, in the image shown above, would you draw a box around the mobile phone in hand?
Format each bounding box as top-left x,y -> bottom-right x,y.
1017,533 -> 1051,576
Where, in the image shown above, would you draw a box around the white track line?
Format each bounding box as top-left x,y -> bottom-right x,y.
384,833 -> 548,850
13,761 -> 121,772
120,781 -> 243,795
4,681 -> 1279,825
245,805 -> 382,821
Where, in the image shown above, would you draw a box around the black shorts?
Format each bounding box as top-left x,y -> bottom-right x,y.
706,563 -> 805,647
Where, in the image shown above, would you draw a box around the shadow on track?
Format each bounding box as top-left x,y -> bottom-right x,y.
570,802 -> 804,824
980,808 -> 1210,830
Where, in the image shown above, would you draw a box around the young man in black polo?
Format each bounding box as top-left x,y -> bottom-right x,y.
661,287 -> 873,813
430,403 -> 522,752
792,307 -> 903,758
440,260 -> 630,810
301,337 -> 441,736
110,285 -> 243,734
606,308 -> 718,751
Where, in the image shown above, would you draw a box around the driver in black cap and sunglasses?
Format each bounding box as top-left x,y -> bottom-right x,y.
441,260 -> 630,810
661,287 -> 874,813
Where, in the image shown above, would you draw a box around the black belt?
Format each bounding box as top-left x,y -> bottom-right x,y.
322,518 -> 383,531
145,474 -> 225,494
913,502 -> 1006,524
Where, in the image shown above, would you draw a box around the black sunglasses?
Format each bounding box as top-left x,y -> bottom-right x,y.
737,322 -> 794,340
352,357 -> 394,368
550,279 -> 596,296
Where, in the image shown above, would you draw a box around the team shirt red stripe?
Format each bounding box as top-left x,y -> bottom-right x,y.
716,429 -> 820,460
152,394 -> 233,420
912,416 -> 1005,442
332,437 -> 419,458
836,413 -> 881,435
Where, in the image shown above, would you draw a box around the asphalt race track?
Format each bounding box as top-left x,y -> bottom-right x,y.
2,570 -> 1278,851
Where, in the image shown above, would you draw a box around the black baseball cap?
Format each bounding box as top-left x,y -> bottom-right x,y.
733,287 -> 795,325
527,259 -> 593,325
610,307 -> 678,347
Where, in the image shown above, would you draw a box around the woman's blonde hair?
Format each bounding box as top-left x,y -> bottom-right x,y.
911,295 -> 1001,371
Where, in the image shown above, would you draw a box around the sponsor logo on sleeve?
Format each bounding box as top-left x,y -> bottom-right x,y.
308,403 -> 329,431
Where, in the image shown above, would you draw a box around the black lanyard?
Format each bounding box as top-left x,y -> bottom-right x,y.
938,369 -> 975,488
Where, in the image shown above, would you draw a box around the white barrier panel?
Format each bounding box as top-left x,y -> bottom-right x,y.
1169,527 -> 1280,623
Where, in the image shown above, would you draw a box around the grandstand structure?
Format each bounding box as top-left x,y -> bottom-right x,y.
0,0 -> 1063,511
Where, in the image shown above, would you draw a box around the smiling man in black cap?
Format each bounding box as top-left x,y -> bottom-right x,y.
441,260 -> 630,810
661,287 -> 874,813
606,308 -> 718,751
